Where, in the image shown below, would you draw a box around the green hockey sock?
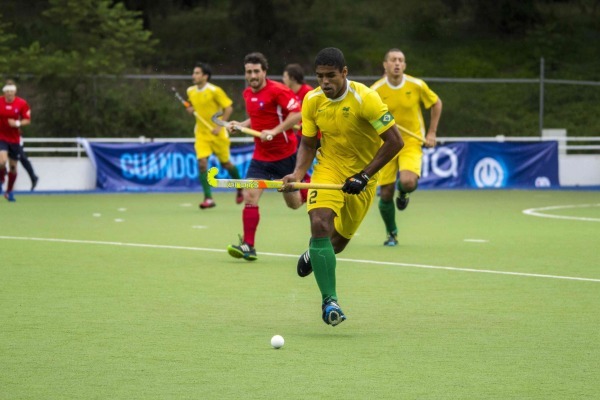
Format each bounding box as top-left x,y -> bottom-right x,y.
309,237 -> 337,302
379,198 -> 397,235
199,170 -> 212,198
227,165 -> 241,179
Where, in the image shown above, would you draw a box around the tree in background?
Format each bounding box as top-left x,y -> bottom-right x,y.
5,0 -> 160,136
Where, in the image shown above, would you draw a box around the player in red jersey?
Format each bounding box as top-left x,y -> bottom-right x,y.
226,52 -> 303,261
283,63 -> 315,192
283,63 -> 313,104
0,80 -> 31,202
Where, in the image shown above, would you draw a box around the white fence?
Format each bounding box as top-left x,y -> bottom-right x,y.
12,136 -> 600,192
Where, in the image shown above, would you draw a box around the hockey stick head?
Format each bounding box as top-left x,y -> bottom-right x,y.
207,167 -> 219,187
211,111 -> 227,127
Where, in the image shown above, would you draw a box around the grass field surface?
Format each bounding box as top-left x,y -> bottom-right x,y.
1,189 -> 599,399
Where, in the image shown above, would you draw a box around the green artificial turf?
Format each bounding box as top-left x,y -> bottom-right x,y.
1,190 -> 598,399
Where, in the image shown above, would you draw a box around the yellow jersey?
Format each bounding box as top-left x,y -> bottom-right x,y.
302,80 -> 394,182
370,74 -> 438,140
186,83 -> 233,138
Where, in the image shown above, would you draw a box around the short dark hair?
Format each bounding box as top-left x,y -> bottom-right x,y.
314,47 -> 346,72
284,63 -> 305,84
244,52 -> 268,71
384,48 -> 404,61
195,62 -> 212,80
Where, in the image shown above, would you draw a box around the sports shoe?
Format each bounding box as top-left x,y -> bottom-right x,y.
322,298 -> 346,326
31,175 -> 39,191
395,192 -> 410,211
199,198 -> 216,209
235,189 -> 244,204
4,192 -> 16,202
227,235 -> 257,261
297,250 -> 313,277
383,233 -> 398,246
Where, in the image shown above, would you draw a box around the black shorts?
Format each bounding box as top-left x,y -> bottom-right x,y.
246,154 -> 297,180
0,141 -> 21,160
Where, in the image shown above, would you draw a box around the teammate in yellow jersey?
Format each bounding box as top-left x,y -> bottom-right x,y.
186,62 -> 243,209
281,48 -> 403,326
371,48 -> 442,246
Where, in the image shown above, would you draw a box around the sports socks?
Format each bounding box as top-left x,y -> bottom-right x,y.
7,172 -> 17,192
199,170 -> 212,198
309,237 -> 337,302
378,198 -> 397,235
242,204 -> 259,246
226,165 -> 241,180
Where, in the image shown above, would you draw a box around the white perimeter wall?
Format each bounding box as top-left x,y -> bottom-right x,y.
11,154 -> 600,192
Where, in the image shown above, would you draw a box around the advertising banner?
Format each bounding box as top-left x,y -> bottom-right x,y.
420,141 -> 559,188
88,142 -> 254,191
88,141 -> 558,191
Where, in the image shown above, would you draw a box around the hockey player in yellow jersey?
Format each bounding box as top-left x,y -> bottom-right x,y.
371,49 -> 443,246
186,62 -> 243,209
281,47 -> 403,326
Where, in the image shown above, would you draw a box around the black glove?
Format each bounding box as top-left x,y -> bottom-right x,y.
342,171 -> 370,194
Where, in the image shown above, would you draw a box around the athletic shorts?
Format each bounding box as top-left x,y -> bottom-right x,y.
246,153 -> 297,180
0,141 -> 21,160
378,137 -> 423,186
306,166 -> 377,239
195,131 -> 231,163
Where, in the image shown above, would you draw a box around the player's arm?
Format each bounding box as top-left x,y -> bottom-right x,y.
425,98 -> 442,148
365,125 -> 403,177
342,125 -> 403,194
9,106 -> 31,128
262,111 -> 302,141
280,134 -> 318,191
227,118 -> 251,133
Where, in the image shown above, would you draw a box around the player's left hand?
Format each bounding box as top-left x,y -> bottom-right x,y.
342,171 -> 370,194
425,132 -> 437,148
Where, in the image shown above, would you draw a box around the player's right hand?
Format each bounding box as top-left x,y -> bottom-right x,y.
342,171 -> 370,194
279,173 -> 301,192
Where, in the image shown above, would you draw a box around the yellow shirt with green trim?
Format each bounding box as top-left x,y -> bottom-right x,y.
370,74 -> 438,139
187,83 -> 233,138
302,79 -> 395,180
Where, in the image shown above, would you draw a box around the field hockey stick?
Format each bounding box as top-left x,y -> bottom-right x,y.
207,167 -> 343,190
396,124 -> 427,144
211,111 -> 273,141
171,87 -> 214,131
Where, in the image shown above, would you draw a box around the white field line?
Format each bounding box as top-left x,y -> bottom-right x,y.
2,235 -> 599,283
523,203 -> 600,222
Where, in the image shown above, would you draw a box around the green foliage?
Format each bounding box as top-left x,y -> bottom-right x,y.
0,14 -> 16,74
2,0 -> 600,137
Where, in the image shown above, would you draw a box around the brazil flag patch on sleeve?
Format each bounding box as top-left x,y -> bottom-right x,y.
371,111 -> 394,133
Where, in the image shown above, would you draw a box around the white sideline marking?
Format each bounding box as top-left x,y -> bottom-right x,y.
192,225 -> 208,229
118,208 -> 127,212
1,235 -> 599,283
114,219 -> 124,223
464,239 -> 489,243
92,213 -> 101,217
523,204 -> 600,222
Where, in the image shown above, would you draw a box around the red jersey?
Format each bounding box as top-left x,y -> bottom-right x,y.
243,79 -> 301,162
295,83 -> 313,103
0,96 -> 30,144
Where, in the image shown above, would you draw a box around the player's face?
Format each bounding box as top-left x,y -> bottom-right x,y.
383,51 -> 406,79
192,67 -> 207,86
315,65 -> 348,99
282,71 -> 291,88
245,63 -> 267,91
3,89 -> 16,102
